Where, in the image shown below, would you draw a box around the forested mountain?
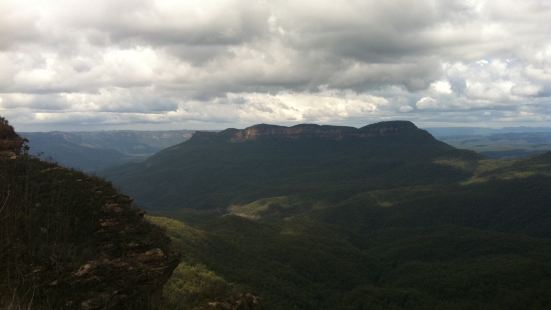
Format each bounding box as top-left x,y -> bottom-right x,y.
5,116 -> 551,309
103,120 -> 551,309
105,121 -> 479,211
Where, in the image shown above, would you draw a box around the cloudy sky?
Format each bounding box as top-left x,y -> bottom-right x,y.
1,0 -> 551,131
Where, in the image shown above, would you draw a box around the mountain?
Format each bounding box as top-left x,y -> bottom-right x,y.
194,121 -> 436,142
8,116 -> 551,309
22,130 -> 195,171
0,117 -> 179,309
102,120 -> 551,309
21,132 -> 135,172
105,121 -> 479,211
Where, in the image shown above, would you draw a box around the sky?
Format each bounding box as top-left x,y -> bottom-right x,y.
1,0 -> 551,131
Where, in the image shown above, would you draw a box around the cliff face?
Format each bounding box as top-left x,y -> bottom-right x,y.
229,124 -> 357,142
0,116 -> 179,309
190,121 -> 434,143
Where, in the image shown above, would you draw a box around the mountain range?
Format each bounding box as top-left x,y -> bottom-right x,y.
21,126 -> 551,174
105,121 -> 479,211
435,132 -> 551,159
21,130 -> 194,171
103,120 -> 551,309
4,117 -> 551,309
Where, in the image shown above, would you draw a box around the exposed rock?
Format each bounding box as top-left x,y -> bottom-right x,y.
207,293 -> 262,310
74,263 -> 96,277
102,203 -> 124,213
0,116 -> 25,157
135,248 -> 166,263
99,218 -> 120,227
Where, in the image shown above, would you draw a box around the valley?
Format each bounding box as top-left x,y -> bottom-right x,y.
104,121 -> 551,309
3,117 -> 551,309
21,130 -> 195,172
4,1 -> 550,309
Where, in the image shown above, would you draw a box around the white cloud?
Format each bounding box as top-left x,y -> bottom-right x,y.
430,80 -> 453,95
416,97 -> 439,110
1,0 -> 551,130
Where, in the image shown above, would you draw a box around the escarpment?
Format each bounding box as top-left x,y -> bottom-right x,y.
0,117 -> 179,309
189,120 -> 436,144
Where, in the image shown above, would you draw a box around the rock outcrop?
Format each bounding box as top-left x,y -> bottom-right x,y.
65,187 -> 180,309
0,116 -> 25,157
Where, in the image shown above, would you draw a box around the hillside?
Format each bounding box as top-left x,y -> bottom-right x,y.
101,120 -> 551,309
105,121 -> 479,211
8,116 -> 551,309
145,151 -> 551,309
0,118 -> 179,309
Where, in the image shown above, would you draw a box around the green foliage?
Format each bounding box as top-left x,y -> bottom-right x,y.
105,126 -> 478,211
15,119 -> 551,308
160,263 -> 235,310
0,156 -> 176,309
152,210 -> 551,309
143,151 -> 551,309
104,124 -> 551,309
228,195 -> 326,220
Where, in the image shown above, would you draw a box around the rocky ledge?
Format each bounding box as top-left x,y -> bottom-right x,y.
66,186 -> 180,309
0,116 -> 25,157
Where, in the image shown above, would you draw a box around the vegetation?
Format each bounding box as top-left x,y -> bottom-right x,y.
5,117 -> 551,309
105,121 -> 479,211
0,117 -> 178,309
104,121 -> 551,309
150,190 -> 551,309
160,263 -> 235,309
